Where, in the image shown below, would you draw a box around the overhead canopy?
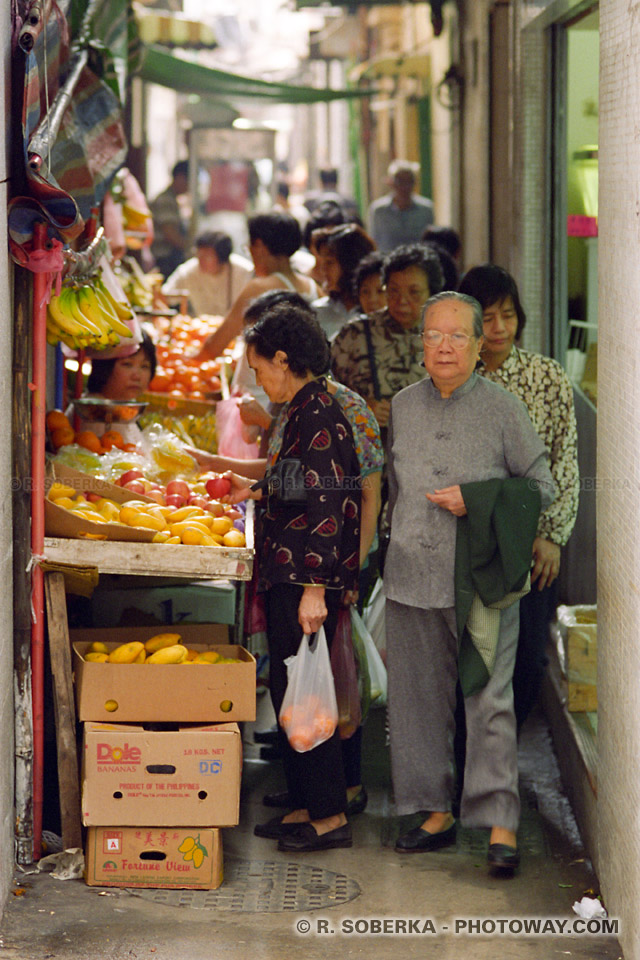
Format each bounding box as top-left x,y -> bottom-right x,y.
137,46 -> 375,104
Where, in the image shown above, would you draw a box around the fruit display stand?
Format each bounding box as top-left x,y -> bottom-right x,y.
41,496 -> 255,850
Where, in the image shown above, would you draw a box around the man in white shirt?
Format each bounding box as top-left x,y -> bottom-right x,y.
162,230 -> 253,317
368,160 -> 434,254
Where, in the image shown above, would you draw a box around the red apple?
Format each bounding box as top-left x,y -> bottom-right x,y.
119,469 -> 144,486
206,477 -> 231,500
123,480 -> 146,495
165,493 -> 188,508
146,489 -> 166,505
166,479 -> 191,500
85,491 -> 102,503
206,501 -> 225,517
225,508 -> 243,520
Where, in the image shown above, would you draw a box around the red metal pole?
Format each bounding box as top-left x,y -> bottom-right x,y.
30,222 -> 48,861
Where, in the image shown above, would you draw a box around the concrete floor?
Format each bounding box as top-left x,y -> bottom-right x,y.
0,704 -> 623,960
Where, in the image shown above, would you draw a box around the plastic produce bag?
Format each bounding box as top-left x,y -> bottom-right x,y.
216,397 -> 259,460
362,577 -> 386,663
351,606 -> 387,707
330,608 -> 362,740
279,626 -> 339,753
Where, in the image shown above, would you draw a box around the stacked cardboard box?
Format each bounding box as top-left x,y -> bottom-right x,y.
72,624 -> 256,889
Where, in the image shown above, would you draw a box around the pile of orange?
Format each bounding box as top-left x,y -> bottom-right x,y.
46,410 -> 135,454
147,316 -> 225,399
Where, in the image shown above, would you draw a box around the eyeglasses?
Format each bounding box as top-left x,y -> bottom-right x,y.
422,331 -> 475,350
386,285 -> 430,303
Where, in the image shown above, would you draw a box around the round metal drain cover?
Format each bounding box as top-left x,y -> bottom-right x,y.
124,858 -> 361,912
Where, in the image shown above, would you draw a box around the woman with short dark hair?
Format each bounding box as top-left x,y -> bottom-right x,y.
223,303 -> 361,853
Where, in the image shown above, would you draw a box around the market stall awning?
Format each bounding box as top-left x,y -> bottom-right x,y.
137,46 -> 376,103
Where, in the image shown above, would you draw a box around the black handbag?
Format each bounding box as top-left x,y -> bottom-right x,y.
250,458 -> 307,506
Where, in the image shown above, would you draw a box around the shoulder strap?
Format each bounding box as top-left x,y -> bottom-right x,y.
363,319 -> 381,401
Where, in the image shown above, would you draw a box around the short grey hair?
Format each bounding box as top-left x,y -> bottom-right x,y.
421,291 -> 483,339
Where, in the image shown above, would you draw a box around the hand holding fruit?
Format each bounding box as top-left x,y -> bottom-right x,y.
221,471 -> 260,504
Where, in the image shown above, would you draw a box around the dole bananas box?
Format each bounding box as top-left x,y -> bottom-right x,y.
85,826 -> 223,889
81,722 -> 241,826
71,624 -> 256,723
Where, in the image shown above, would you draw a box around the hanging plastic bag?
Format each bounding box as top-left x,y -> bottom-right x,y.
351,606 -> 387,707
279,626 -> 338,753
362,577 -> 387,663
216,397 -> 260,459
350,609 -> 372,724
330,608 -> 362,740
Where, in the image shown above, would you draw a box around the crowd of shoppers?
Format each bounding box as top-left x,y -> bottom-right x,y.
151,157 -> 579,876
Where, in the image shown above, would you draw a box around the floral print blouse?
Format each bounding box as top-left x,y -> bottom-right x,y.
258,379 -> 361,592
267,380 -> 383,478
479,347 -> 579,546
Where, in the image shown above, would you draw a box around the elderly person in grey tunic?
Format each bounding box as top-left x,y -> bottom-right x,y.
384,292 -> 555,873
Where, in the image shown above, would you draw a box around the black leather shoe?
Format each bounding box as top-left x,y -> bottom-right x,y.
262,790 -> 292,808
395,822 -> 456,853
254,816 -> 303,840
487,843 -> 519,872
278,822 -> 352,852
254,725 -> 279,745
346,787 -> 368,816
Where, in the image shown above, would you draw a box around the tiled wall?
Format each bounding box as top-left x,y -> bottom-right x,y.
597,2 -> 640,957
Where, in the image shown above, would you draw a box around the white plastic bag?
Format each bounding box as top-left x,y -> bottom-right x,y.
362,577 -> 386,663
351,607 -> 387,707
279,626 -> 339,753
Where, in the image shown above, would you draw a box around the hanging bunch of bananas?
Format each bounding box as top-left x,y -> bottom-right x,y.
46,278 -> 136,351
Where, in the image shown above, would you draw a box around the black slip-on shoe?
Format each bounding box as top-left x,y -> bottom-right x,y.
253,816 -> 303,840
346,787 -> 368,817
262,790 -> 292,808
277,822 -> 353,852
253,726 -> 279,745
487,843 -> 520,872
395,822 -> 457,853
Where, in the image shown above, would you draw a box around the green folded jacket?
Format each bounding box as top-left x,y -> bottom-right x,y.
455,478 -> 541,696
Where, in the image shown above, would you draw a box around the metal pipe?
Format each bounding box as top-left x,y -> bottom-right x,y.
30,222 -> 48,861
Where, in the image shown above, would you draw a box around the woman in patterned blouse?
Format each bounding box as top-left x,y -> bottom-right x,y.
224,303 -> 361,853
458,264 -> 580,729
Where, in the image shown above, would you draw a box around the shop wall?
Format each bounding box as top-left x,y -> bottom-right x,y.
0,0 -> 15,916
459,0 -> 492,270
597,3 -> 640,956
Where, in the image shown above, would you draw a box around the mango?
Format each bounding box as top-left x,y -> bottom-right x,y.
144,632 -> 182,653
146,644 -> 189,664
108,641 -> 146,664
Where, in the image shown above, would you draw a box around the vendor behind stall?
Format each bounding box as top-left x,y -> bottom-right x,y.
68,333 -> 156,445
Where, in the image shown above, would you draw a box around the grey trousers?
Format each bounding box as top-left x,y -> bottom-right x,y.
386,600 -> 520,832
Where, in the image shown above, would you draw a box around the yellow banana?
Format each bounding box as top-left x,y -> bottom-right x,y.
48,288 -> 92,344
66,286 -> 110,346
96,276 -> 135,321
107,641 -> 146,664
146,644 -> 189,664
77,285 -> 118,344
144,632 -> 182,653
92,285 -> 134,339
